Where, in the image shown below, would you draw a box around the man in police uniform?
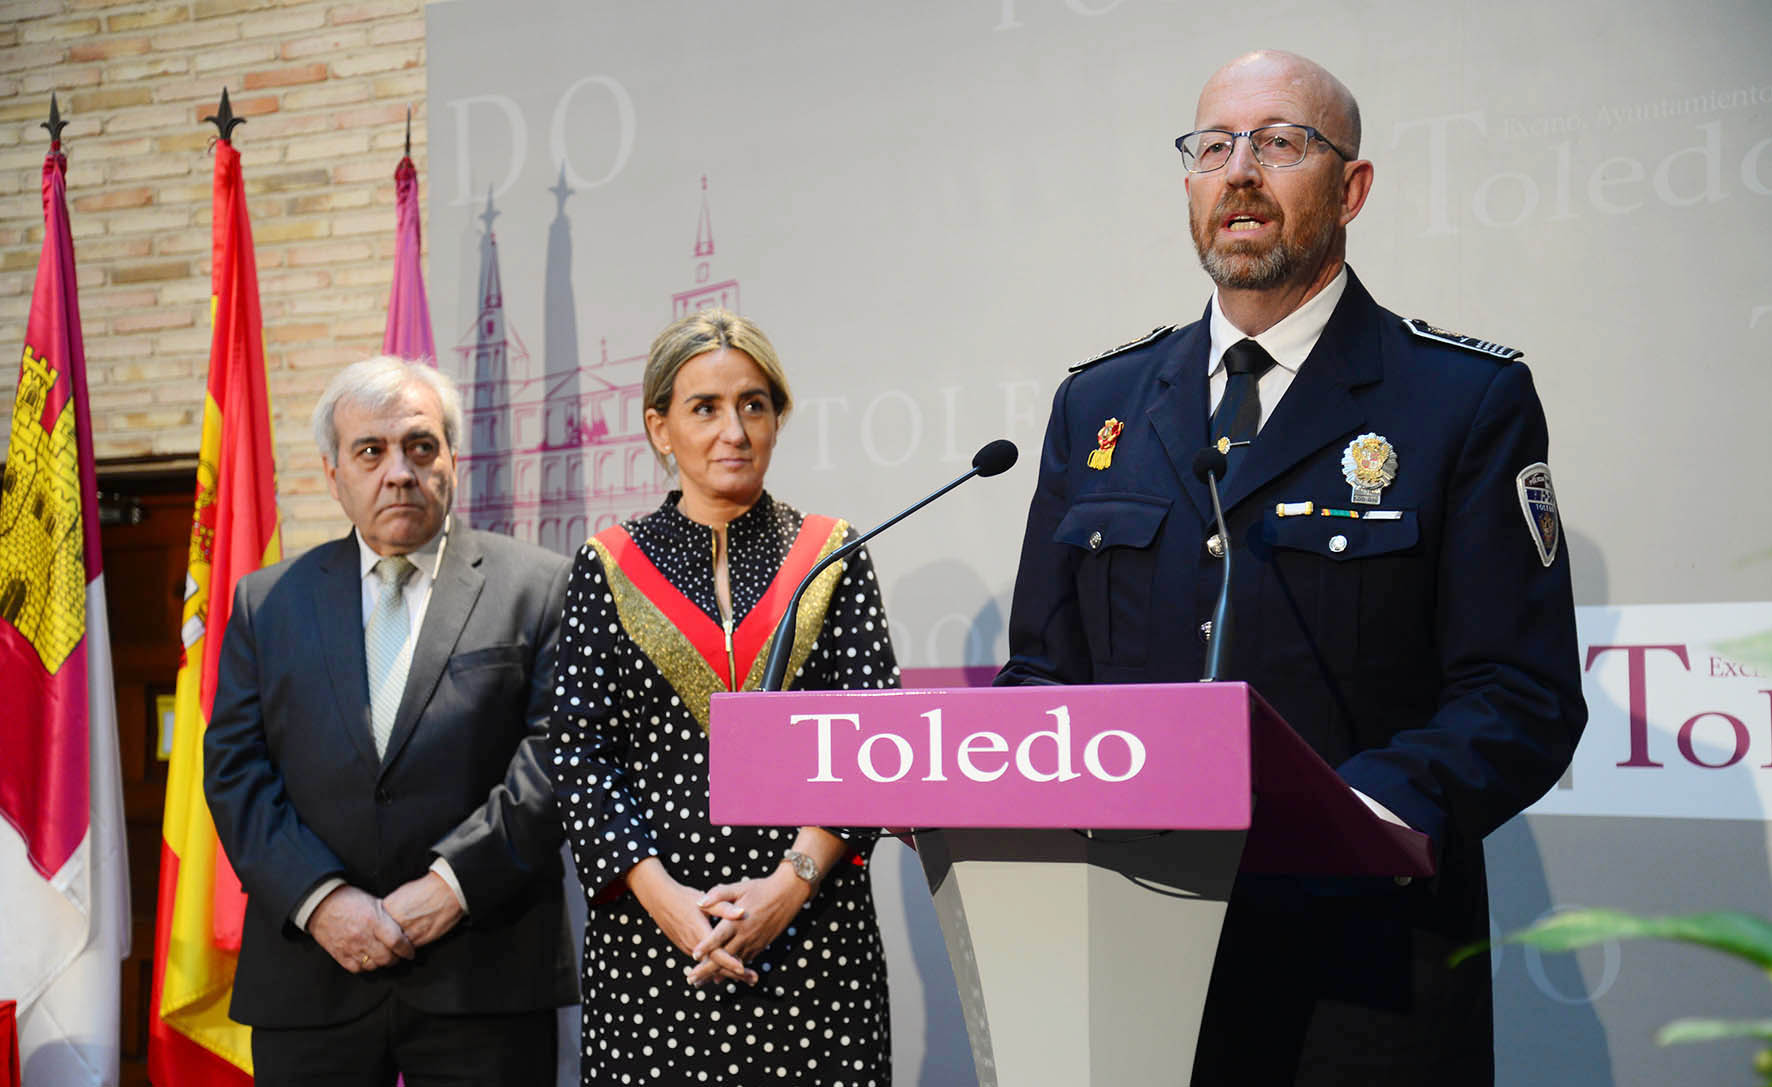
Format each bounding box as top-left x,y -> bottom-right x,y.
997,51 -> 1585,1084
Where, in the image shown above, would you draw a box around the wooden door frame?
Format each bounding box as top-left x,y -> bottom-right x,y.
95,454 -> 198,1087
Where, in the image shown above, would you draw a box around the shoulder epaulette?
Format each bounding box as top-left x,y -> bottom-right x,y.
1403,317 -> 1523,361
1069,325 -> 1173,372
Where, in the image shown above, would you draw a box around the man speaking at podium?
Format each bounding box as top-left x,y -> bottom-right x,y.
997,51 -> 1585,1085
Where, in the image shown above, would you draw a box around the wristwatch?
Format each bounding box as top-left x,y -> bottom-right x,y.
781,849 -> 820,886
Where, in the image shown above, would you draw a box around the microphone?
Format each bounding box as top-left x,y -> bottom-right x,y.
758,439 -> 1020,691
1190,447 -> 1227,485
970,438 -> 1018,478
1192,448 -> 1233,682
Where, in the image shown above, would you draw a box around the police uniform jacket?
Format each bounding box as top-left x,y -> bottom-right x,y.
997,268 -> 1586,1084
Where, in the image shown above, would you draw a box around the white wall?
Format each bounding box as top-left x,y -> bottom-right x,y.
427,2 -> 1772,1082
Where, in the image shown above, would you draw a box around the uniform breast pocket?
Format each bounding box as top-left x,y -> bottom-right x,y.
1054,494 -> 1171,667
1261,511 -> 1424,675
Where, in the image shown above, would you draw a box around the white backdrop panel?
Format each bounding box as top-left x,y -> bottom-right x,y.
427,2 -> 1772,1083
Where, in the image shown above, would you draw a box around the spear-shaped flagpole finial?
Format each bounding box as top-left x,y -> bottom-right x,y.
405,106 -> 412,158
42,94 -> 68,146
204,87 -> 246,141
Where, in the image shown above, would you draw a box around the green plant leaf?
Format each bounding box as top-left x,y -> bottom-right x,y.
1715,628 -> 1772,675
1656,1018 -> 1772,1046
1450,909 -> 1772,972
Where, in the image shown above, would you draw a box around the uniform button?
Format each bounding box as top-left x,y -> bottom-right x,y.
375,787 -> 392,806
1205,533 -> 1225,558
1199,620 -> 1213,643
1088,530 -> 1103,550
1329,534 -> 1348,553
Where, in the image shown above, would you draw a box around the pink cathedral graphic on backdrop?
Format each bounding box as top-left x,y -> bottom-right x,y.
454,177 -> 740,555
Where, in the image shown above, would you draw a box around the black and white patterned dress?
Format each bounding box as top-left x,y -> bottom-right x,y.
550,492 -> 898,1085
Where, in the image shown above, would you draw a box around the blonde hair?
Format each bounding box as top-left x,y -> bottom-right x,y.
642,309 -> 792,462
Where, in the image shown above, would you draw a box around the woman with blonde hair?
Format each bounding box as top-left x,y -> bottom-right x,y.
549,308 -> 897,1084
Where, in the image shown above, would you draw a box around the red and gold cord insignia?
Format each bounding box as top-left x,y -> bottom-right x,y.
1087,418 -> 1124,470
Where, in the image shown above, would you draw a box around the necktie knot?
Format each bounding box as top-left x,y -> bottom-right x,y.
1221,338 -> 1276,379
374,554 -> 417,592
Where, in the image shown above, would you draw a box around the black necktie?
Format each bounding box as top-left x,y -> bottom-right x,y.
1211,338 -> 1277,457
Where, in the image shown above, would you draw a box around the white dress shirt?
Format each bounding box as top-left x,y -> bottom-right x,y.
293,524 -> 471,929
1206,265 -> 1348,426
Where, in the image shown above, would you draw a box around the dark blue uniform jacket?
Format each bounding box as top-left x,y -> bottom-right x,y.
998,269 -> 1585,1083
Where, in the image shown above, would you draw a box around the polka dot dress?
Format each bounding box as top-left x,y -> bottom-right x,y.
550,492 -> 900,1085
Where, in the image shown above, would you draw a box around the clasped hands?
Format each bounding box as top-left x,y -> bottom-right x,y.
628,857 -> 812,989
308,872 -> 464,975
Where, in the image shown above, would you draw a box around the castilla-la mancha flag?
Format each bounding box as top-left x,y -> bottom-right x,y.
148,131 -> 276,1087
0,122 -> 131,1087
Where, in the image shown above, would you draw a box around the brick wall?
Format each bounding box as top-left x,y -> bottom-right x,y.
0,0 -> 436,553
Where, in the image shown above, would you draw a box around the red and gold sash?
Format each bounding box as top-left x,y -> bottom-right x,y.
587,514 -> 849,733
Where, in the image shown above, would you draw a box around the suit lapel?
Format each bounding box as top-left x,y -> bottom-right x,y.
1145,318 -> 1215,523
381,528 -> 484,774
313,536 -> 381,771
1218,272 -> 1385,512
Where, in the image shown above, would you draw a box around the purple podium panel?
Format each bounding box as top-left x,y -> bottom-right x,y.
708,683 -> 1253,831
1241,689 -> 1435,877
711,681 -> 1434,1085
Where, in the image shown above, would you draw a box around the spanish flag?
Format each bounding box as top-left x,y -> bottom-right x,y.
148,100 -> 276,1086
0,99 -> 131,1087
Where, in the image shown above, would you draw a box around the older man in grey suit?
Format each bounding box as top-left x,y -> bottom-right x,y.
204,356 -> 575,1086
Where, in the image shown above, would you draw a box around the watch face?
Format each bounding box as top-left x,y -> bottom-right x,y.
786,850 -> 817,883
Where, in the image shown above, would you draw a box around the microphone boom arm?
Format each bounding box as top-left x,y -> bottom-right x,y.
1200,468 -> 1233,683
759,466 -> 981,692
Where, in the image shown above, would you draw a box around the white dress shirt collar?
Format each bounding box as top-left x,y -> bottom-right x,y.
354,520 -> 448,586
1206,265 -> 1350,378
353,519 -> 449,630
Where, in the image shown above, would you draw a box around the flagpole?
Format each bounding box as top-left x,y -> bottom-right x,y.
147,86 -> 263,1087
0,91 -> 131,1087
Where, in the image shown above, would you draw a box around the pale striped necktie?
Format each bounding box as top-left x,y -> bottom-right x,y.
366,554 -> 418,759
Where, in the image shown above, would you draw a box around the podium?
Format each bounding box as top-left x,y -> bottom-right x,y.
709,682 -> 1432,1086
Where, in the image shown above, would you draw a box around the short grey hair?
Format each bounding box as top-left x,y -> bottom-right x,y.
311,355 -> 464,462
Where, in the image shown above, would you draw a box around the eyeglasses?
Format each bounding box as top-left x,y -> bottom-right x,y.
1174,124 -> 1353,174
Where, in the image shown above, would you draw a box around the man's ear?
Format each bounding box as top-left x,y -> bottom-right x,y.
1339,159 -> 1375,226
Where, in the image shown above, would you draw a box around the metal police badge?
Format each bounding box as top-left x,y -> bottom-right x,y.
1515,462 -> 1561,567
1088,418 -> 1124,470
1341,433 -> 1397,505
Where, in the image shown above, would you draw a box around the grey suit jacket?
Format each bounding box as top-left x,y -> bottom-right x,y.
204,526 -> 577,1028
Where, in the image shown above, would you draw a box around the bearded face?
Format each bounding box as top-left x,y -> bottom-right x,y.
1189,166 -> 1345,291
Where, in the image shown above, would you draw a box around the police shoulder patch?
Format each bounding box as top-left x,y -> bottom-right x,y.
1515,462 -> 1561,567
1069,325 -> 1173,372
1403,317 -> 1523,362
